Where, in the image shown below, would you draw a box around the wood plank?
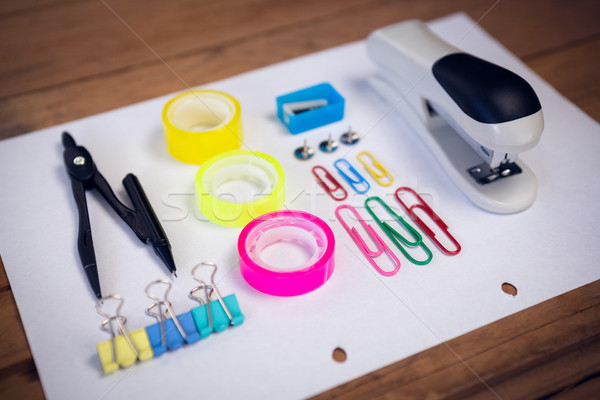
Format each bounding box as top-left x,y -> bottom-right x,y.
312,279 -> 600,400
2,0 -> 599,139
0,0 -> 68,17
0,0 -> 375,99
547,374 -> 600,400
0,356 -> 43,400
0,1 -> 599,399
471,0 -> 600,57
525,38 -> 600,121
1,0 -> 598,102
0,258 -> 35,372
0,0 -> 480,138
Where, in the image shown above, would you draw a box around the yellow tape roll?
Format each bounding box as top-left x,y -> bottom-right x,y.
162,90 -> 243,164
196,150 -> 285,227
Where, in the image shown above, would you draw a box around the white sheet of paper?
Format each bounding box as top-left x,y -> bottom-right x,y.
1,13 -> 599,400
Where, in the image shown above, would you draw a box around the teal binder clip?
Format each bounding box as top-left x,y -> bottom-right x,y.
189,283 -> 215,338
189,262 -> 245,335
365,196 -> 433,265
276,82 -> 345,134
211,293 -> 244,332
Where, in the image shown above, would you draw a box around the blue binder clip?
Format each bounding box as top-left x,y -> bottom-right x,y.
276,82 -> 345,134
144,280 -> 200,356
334,158 -> 370,194
189,262 -> 244,334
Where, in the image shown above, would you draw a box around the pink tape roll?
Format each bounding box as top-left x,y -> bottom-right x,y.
238,210 -> 335,296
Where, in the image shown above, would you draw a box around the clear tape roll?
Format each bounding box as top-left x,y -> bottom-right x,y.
195,150 -> 285,227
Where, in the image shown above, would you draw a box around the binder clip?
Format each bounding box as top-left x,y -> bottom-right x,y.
96,295 -> 153,374
365,196 -> 433,265
357,151 -> 394,186
334,158 -> 370,194
145,280 -> 200,356
189,262 -> 244,334
94,273 -> 245,374
312,165 -> 348,201
335,204 -> 401,276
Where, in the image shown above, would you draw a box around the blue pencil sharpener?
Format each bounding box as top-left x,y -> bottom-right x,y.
276,82 -> 345,134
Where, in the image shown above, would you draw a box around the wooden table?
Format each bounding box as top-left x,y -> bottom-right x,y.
1,1 -> 599,398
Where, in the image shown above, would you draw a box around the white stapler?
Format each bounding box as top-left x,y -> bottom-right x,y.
366,20 -> 544,213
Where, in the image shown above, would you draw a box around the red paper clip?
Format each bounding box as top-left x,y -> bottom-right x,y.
335,204 -> 401,276
312,165 -> 348,201
394,187 -> 461,255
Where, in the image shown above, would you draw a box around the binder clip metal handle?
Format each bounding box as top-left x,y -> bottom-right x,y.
145,279 -> 188,351
191,262 -> 244,330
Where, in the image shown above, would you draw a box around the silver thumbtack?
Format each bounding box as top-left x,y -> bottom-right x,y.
319,133 -> 339,153
340,126 -> 360,145
294,139 -> 315,160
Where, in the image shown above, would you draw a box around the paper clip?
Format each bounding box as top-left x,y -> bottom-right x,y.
335,204 -> 401,276
334,158 -> 370,193
145,279 -> 200,356
312,165 -> 348,201
357,151 -> 394,186
189,262 -> 244,334
365,196 -> 433,265
395,187 -> 461,255
96,295 -> 153,374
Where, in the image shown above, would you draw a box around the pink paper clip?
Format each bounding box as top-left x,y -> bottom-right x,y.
394,187 -> 461,255
335,204 -> 401,276
312,165 -> 348,201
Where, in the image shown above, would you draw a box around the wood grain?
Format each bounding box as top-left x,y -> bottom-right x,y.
0,0 -> 599,399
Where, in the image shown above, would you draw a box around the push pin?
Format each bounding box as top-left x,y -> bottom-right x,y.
319,133 -> 339,153
294,139 -> 315,160
340,126 -> 360,145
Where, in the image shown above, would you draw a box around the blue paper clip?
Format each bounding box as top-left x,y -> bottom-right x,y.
144,279 -> 199,356
189,262 -> 244,335
364,196 -> 433,265
334,158 -> 370,194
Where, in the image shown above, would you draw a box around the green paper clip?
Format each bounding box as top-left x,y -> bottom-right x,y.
365,196 -> 433,265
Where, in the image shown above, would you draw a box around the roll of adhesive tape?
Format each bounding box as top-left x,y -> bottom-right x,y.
195,150 -> 285,227
238,210 -> 335,296
162,90 -> 242,164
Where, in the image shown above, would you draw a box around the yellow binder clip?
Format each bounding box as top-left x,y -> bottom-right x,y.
96,295 -> 153,374
357,151 -> 394,186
